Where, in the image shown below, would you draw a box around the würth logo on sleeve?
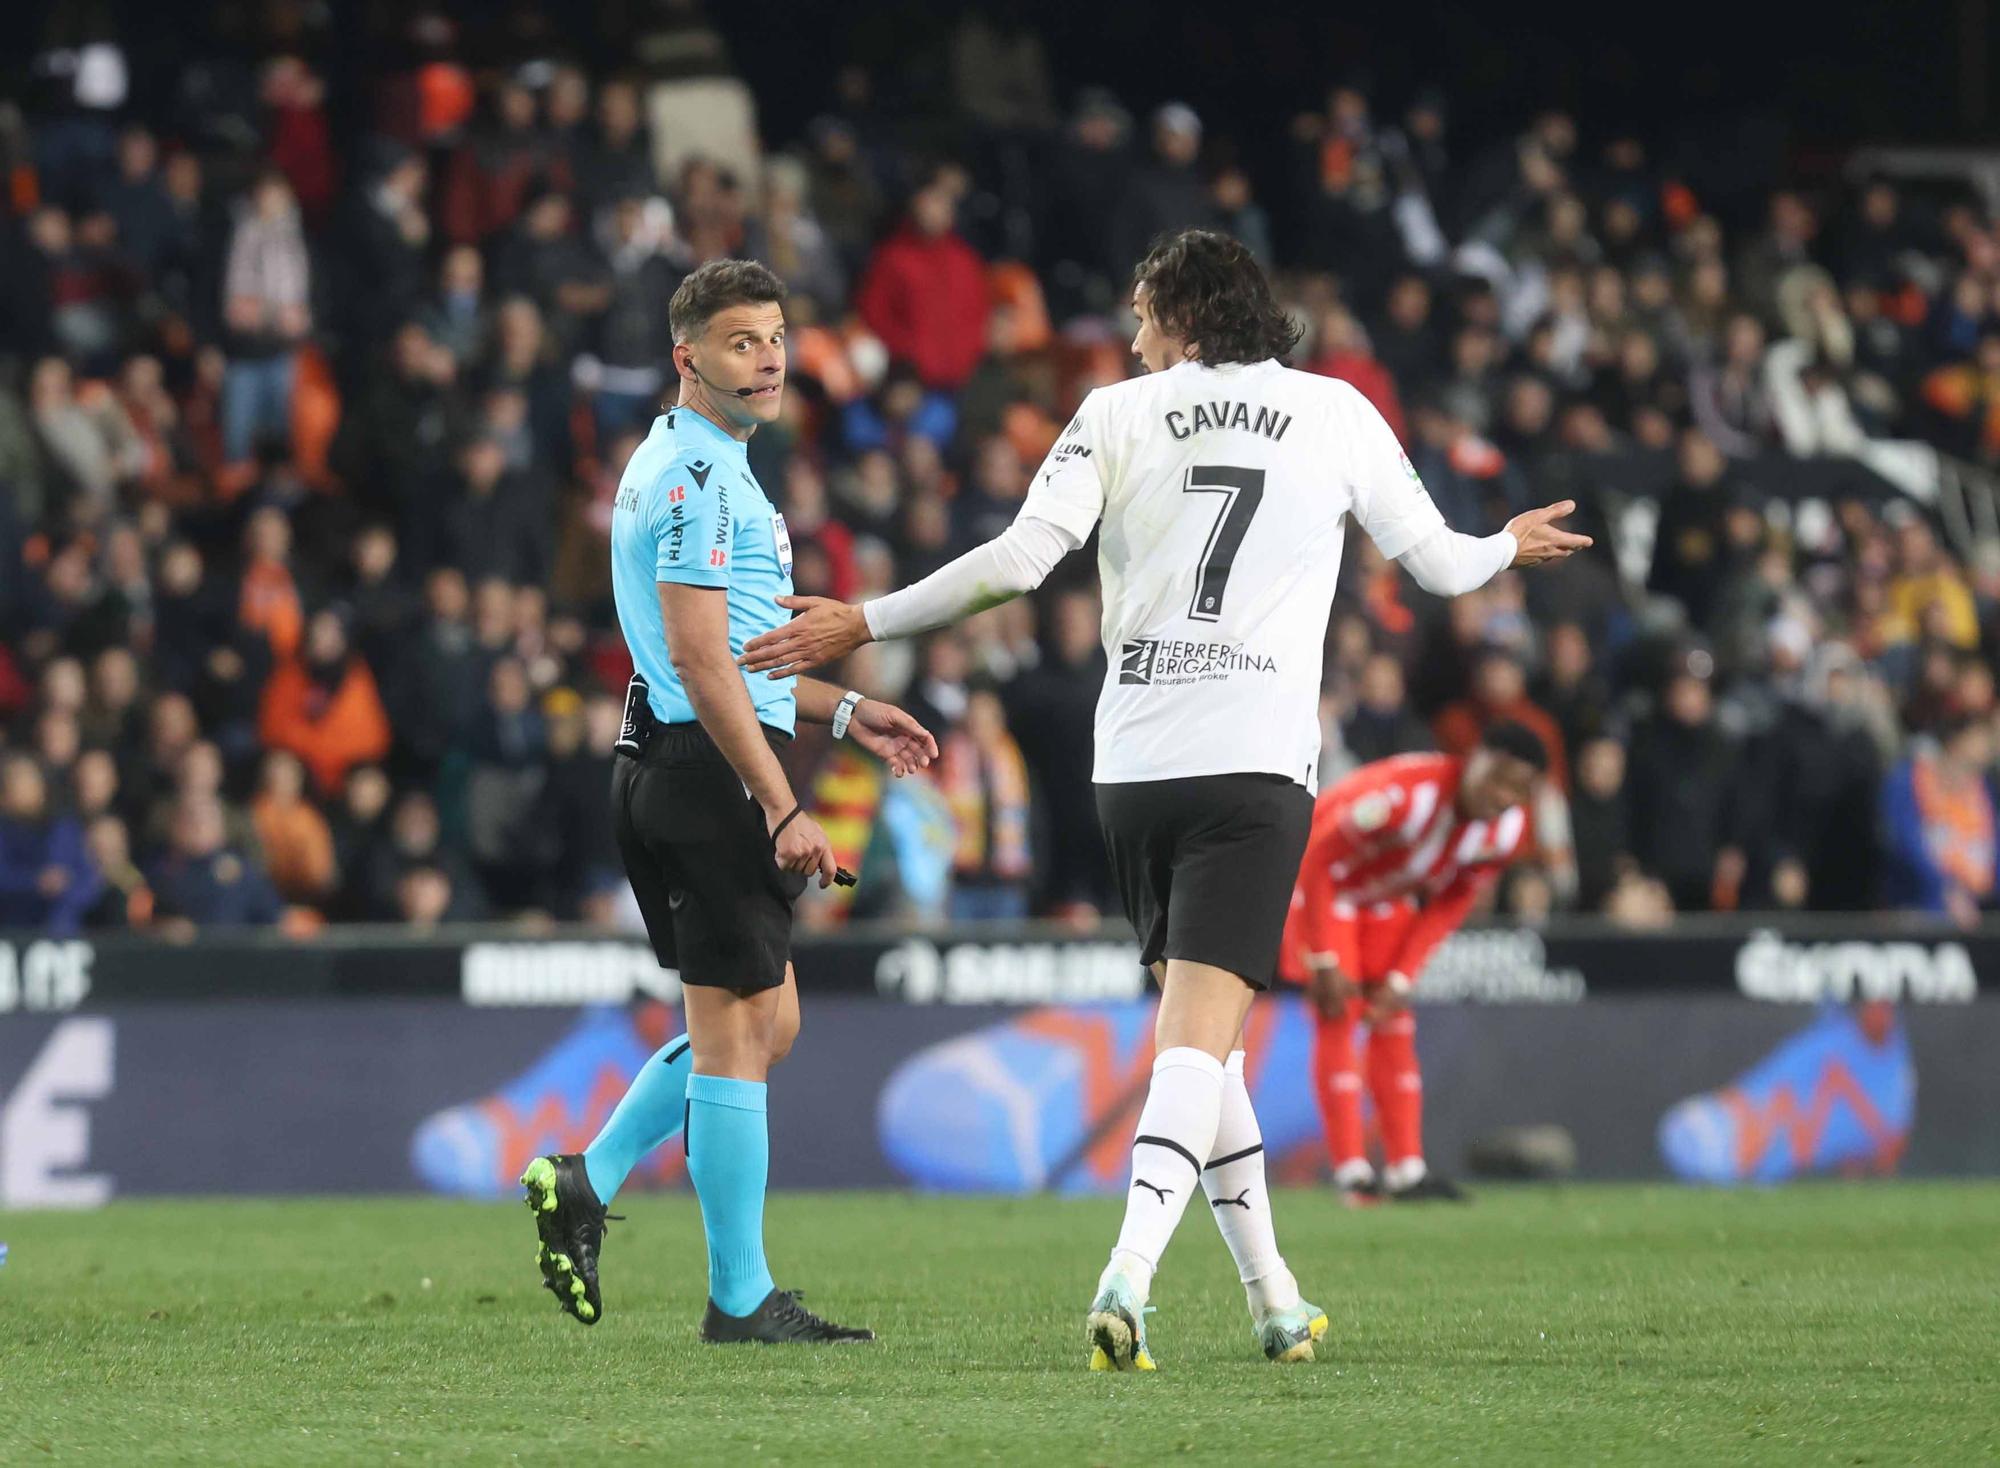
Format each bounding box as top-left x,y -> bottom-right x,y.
708,547 -> 727,568
1119,638 -> 1160,685
667,485 -> 686,504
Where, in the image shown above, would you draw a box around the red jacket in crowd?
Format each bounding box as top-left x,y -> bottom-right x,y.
855,225 -> 991,390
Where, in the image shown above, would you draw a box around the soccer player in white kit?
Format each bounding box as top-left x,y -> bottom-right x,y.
741,228 -> 1588,1369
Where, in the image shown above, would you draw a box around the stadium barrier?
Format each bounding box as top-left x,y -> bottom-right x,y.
1,917 -> 1993,1205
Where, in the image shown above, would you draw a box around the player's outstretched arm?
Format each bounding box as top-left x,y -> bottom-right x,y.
794,677 -> 939,777
1392,500 -> 1592,597
739,516 -> 1080,678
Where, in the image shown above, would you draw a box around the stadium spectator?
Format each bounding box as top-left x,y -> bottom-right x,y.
440,79 -> 568,247
70,748 -> 122,825
238,505 -> 304,660
7,18 -> 2000,931
856,169 -> 991,392
464,655 -> 553,910
1625,654 -> 1747,911
1306,304 -> 1405,437
415,433 -> 551,587
251,749 -> 335,905
219,170 -> 311,467
327,764 -> 393,921
1002,588 -> 1110,915
574,79 -> 654,220
588,196 -> 682,435
99,127 -> 181,285
537,688 -> 620,918
1884,515 -> 1979,648
1648,428 -> 1746,634
335,143 -> 431,352
1344,652 -> 1435,765
0,752 -> 100,934
258,609 -> 393,798
1569,737 -> 1633,912
421,245 -> 493,369
148,792 -> 281,928
367,789 -> 484,922
1433,646 -> 1569,789
80,812 -> 152,928
743,157 -> 844,314
937,686 -> 1033,921
1112,103 -> 1213,279
1880,715 -> 1996,924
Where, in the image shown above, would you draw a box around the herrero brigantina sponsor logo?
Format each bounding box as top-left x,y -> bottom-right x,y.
1118,637 -> 1276,686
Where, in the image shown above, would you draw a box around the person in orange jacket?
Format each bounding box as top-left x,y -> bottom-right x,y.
258,607 -> 392,799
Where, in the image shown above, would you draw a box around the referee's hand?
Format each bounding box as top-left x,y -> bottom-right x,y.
849,698 -> 939,777
768,803 -> 840,889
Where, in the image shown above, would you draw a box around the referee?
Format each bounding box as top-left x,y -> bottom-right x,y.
519,259 -> 936,1344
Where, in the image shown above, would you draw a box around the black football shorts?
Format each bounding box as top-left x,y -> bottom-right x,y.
612,721 -> 806,993
1096,772 -> 1314,991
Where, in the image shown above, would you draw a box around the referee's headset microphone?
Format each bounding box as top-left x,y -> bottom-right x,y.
684,360 -> 760,398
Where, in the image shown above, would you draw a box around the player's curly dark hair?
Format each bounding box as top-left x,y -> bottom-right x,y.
1480,719 -> 1551,772
1131,228 -> 1302,366
669,259 -> 788,344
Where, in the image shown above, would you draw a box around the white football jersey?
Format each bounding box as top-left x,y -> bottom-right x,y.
1019,359 -> 1448,791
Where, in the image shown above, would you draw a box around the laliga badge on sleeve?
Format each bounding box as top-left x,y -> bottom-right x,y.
772,511 -> 794,575
1351,790 -> 1393,832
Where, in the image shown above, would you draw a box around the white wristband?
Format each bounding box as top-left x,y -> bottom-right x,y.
831,689 -> 864,740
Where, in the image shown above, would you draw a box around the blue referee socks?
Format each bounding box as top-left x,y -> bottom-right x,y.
582,1033 -> 694,1204
685,1072 -> 777,1318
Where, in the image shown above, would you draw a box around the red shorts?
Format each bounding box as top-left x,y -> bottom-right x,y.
1277,899 -> 1419,987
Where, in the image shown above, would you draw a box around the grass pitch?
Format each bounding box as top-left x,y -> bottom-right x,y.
4,1183 -> 1997,1464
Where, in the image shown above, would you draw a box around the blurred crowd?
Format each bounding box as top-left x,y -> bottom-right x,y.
7,5 -> 2000,938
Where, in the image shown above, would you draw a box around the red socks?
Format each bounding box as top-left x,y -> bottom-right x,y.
1368,1010 -> 1424,1168
1312,1002 -> 1424,1179
1312,1005 -> 1368,1177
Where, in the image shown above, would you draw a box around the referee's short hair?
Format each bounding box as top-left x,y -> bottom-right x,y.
1132,228 -> 1302,366
669,259 -> 788,344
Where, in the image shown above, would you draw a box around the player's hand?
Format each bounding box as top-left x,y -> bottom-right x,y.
739,596 -> 871,677
848,699 -> 939,777
1307,957 -> 1359,1017
768,804 -> 839,889
1503,500 -> 1593,569
1365,972 -> 1414,1023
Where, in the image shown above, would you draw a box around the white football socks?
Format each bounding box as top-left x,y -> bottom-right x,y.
1101,1046 -> 1225,1303
1334,1158 -> 1378,1189
1202,1050 -> 1301,1318
1385,1156 -> 1429,1191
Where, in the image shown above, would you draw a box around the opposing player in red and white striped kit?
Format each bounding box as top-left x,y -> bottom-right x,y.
1278,724 -> 1546,1202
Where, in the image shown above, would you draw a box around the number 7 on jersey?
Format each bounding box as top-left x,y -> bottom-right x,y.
1184,465 -> 1265,622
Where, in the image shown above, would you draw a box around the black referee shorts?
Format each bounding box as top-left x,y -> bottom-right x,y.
1096,772 -> 1314,991
612,721 -> 806,993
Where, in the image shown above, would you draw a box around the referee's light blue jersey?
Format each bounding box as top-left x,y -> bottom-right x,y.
610,407 -> 797,734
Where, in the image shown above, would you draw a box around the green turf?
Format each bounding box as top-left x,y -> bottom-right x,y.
4,1184 -> 1998,1464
